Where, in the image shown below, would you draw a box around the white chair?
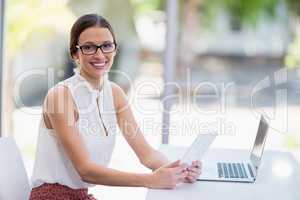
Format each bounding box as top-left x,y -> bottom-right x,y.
0,137 -> 30,200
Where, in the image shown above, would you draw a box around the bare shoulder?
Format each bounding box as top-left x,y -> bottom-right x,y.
45,84 -> 72,104
110,81 -> 126,96
43,84 -> 76,114
110,81 -> 129,112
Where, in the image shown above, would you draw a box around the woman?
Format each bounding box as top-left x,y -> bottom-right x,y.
29,14 -> 201,199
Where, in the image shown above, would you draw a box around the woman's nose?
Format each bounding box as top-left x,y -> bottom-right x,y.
94,48 -> 106,58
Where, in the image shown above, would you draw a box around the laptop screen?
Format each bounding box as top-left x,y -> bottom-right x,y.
250,116 -> 269,170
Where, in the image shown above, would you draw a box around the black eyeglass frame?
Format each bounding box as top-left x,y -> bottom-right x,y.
76,42 -> 117,55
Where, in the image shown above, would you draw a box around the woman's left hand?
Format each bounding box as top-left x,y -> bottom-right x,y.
183,160 -> 202,183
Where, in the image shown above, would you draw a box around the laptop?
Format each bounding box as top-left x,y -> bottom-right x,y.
198,115 -> 269,183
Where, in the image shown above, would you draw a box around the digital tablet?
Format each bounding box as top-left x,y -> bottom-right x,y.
181,132 -> 217,165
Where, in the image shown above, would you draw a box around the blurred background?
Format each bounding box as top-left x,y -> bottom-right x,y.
1,0 -> 300,199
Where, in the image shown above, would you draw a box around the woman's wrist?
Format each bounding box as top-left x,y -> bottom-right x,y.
141,173 -> 154,188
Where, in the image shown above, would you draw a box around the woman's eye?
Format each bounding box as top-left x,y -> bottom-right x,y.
83,45 -> 92,50
103,43 -> 113,48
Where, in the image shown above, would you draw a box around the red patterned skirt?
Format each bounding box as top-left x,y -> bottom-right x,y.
29,183 -> 98,200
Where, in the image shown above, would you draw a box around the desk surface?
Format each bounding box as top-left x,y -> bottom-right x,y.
146,145 -> 300,200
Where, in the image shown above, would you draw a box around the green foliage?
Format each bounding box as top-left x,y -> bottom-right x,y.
200,0 -> 280,28
224,0 -> 279,25
284,0 -> 300,68
129,0 -> 284,27
285,33 -> 300,68
129,0 -> 300,26
130,0 -> 164,15
286,0 -> 300,16
200,0 -> 222,28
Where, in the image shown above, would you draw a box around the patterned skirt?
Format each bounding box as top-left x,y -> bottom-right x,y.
29,183 -> 97,200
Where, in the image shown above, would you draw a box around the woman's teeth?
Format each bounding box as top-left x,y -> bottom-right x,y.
92,62 -> 106,68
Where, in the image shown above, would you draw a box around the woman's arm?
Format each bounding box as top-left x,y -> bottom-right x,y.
44,85 -> 186,189
140,149 -> 169,170
111,83 -> 202,182
111,83 -> 169,170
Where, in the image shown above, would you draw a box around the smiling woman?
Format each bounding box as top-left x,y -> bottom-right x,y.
70,14 -> 117,83
29,14 -> 201,200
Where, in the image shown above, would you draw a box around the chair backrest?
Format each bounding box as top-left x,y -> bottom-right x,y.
0,137 -> 30,200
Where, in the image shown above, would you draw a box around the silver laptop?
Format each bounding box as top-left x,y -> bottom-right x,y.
198,115 -> 269,183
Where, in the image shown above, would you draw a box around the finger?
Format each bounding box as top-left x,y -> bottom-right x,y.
192,160 -> 201,168
187,164 -> 201,171
186,169 -> 197,175
187,167 -> 201,173
188,171 -> 200,178
197,161 -> 202,169
175,171 -> 188,183
188,178 -> 197,183
183,177 -> 191,183
185,169 -> 200,180
173,164 -> 189,174
184,176 -> 197,183
188,174 -> 198,181
177,176 -> 187,183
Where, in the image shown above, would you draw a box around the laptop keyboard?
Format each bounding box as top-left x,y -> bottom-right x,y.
217,162 -> 254,179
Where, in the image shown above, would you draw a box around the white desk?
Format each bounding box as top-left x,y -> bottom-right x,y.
146,145 -> 300,200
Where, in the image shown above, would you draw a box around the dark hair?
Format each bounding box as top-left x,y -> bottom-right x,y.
69,14 -> 117,58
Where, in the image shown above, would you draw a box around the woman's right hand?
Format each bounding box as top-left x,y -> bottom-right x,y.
147,160 -> 188,189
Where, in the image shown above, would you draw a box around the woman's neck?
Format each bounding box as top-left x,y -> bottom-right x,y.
79,69 -> 103,90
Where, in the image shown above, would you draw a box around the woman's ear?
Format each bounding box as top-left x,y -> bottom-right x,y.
73,52 -> 79,60
112,49 -> 117,57
72,53 -> 80,64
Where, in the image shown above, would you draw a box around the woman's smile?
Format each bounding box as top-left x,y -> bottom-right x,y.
89,60 -> 109,70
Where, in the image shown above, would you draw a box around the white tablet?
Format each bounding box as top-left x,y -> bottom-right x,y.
181,132 -> 217,165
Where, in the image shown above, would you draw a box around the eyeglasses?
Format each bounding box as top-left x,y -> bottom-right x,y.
76,42 -> 117,55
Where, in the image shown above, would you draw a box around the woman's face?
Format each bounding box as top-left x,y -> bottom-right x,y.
74,26 -> 116,79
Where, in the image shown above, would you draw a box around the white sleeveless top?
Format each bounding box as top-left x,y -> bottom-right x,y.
31,71 -> 117,189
